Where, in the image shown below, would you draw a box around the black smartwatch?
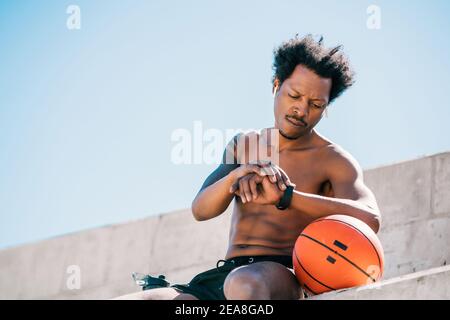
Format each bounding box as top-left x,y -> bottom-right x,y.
275,185 -> 294,210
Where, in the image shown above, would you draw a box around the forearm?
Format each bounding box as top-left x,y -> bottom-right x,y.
191,172 -> 237,221
290,191 -> 381,233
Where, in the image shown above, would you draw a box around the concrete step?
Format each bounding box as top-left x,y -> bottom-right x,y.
308,265 -> 450,299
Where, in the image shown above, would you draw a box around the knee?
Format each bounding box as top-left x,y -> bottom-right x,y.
141,288 -> 179,300
141,288 -> 163,300
223,269 -> 270,300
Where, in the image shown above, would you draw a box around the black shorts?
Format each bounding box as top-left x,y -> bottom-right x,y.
170,255 -> 293,300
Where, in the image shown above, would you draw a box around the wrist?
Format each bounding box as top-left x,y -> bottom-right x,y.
275,185 -> 294,210
228,168 -> 238,182
227,168 -> 241,188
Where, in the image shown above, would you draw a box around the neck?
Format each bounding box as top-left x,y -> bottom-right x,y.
277,128 -> 316,152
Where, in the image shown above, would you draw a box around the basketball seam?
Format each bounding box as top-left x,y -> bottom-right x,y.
300,233 -> 377,282
315,218 -> 383,273
293,250 -> 337,291
302,284 -> 318,296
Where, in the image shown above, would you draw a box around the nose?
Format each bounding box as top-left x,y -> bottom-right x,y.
293,100 -> 309,117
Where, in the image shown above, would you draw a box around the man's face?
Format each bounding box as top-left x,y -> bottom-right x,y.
273,64 -> 332,140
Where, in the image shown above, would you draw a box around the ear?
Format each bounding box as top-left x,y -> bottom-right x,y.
272,78 -> 280,97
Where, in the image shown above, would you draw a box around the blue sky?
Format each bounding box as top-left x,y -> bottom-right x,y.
1,0 -> 449,249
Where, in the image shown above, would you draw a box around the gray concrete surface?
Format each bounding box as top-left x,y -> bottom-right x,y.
0,151 -> 449,299
309,265 -> 450,300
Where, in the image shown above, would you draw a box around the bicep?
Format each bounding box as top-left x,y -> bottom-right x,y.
198,133 -> 241,192
328,152 -> 379,211
199,162 -> 239,191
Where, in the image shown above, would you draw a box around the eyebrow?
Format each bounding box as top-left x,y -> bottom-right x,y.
290,87 -> 327,102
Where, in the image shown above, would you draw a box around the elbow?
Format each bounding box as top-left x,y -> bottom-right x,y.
192,210 -> 206,222
191,199 -> 203,221
371,218 -> 380,234
191,197 -> 208,221
369,212 -> 381,234
358,203 -> 381,234
191,191 -> 227,221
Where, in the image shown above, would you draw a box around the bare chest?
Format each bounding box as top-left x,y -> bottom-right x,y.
242,145 -> 333,196
279,148 -> 332,195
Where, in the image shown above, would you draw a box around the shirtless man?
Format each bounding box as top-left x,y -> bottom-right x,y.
115,34 -> 381,300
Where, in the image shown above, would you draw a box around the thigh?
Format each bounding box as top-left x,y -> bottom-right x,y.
225,261 -> 302,300
112,287 -> 198,300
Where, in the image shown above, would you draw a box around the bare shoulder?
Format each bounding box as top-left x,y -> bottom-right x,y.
322,143 -> 364,178
321,142 -> 381,219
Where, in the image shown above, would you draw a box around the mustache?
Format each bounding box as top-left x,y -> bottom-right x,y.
286,115 -> 308,127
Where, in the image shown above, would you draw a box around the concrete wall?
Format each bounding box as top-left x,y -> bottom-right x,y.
0,151 -> 449,299
0,209 -> 232,299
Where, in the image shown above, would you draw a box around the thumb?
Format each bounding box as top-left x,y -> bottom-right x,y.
229,182 -> 239,193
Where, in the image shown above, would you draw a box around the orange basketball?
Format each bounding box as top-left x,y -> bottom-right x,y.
292,214 -> 384,295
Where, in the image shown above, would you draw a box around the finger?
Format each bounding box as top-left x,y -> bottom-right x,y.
270,165 -> 286,190
240,178 -> 252,203
245,164 -> 265,177
255,159 -> 272,166
238,180 -> 245,203
243,178 -> 254,203
249,177 -> 258,200
251,174 -> 264,184
229,181 -> 239,193
278,166 -> 294,187
261,165 -> 277,183
261,175 -> 274,189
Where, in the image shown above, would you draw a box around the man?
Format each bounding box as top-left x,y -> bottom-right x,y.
115,34 -> 381,300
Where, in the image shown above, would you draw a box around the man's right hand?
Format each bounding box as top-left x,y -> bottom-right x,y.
229,162 -> 295,203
